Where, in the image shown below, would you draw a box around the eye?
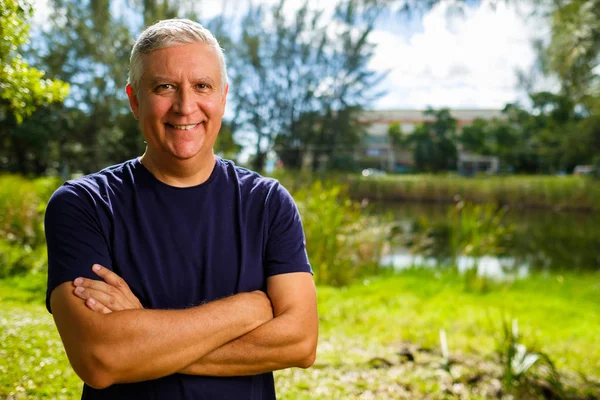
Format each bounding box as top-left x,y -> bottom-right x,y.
154,84 -> 174,93
196,83 -> 211,90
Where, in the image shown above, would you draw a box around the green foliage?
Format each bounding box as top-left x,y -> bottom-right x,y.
0,174 -> 59,277
0,0 -> 69,124
496,319 -> 564,397
214,121 -> 242,162
408,108 -> 458,172
293,181 -> 390,286
449,201 -> 513,260
403,201 -> 514,293
404,93 -> 599,175
387,122 -> 404,146
459,118 -> 494,156
544,0 -> 600,100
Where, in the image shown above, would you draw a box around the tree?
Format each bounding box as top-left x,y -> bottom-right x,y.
408,108 -> 457,172
33,0 -> 139,173
458,118 -> 493,156
214,121 -> 242,162
542,0 -> 600,102
387,122 -> 405,147
0,0 -> 68,124
0,0 -> 69,173
223,0 -> 384,171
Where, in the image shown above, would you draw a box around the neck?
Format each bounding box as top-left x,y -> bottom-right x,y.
139,149 -> 216,187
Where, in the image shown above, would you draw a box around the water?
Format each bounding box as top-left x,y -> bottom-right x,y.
375,202 -> 600,278
380,252 -> 529,279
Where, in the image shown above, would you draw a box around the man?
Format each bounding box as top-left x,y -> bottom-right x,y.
45,18 -> 318,400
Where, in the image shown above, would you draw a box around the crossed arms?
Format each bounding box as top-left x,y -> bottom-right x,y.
50,266 -> 318,389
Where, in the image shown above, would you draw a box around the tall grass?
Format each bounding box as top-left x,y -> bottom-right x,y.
344,174 -> 600,211
405,202 -> 513,262
293,181 -> 390,286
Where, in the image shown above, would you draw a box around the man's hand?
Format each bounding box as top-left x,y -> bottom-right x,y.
73,264 -> 143,313
73,266 -> 274,324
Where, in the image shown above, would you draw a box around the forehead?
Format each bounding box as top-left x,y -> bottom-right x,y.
140,42 -> 221,84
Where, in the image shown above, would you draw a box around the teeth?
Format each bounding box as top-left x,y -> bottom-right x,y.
171,124 -> 198,130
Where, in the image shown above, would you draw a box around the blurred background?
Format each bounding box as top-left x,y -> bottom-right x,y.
1,0 -> 599,399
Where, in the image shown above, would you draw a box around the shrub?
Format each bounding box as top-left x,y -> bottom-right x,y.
0,175 -> 60,278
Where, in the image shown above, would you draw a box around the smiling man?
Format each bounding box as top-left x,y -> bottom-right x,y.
44,19 -> 318,400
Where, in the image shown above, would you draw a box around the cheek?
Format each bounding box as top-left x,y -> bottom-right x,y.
141,98 -> 171,121
203,97 -> 225,118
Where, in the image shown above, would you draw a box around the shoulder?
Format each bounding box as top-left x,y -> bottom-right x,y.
46,160 -> 136,214
218,158 -> 287,201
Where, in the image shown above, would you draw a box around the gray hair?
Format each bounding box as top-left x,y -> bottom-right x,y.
128,18 -> 228,93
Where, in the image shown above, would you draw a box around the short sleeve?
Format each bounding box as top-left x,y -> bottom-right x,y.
264,183 -> 312,277
45,183 -> 113,313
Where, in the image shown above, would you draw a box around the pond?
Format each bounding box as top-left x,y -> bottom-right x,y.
375,202 -> 600,278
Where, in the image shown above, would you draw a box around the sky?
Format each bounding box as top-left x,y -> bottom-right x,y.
32,0 -> 551,111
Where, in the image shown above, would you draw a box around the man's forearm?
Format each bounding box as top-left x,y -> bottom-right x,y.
51,284 -> 272,388
180,311 -> 317,376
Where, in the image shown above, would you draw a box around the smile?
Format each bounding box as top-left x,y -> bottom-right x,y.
168,123 -> 199,130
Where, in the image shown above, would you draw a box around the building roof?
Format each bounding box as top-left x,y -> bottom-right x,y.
358,109 -> 504,124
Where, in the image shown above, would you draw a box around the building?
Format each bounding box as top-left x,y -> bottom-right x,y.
358,109 -> 504,173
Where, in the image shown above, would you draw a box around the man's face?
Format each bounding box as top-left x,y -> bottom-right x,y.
126,42 -> 228,162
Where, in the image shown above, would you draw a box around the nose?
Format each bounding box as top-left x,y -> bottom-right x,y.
172,87 -> 196,115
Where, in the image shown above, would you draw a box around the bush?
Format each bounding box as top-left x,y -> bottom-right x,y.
0,174 -> 60,278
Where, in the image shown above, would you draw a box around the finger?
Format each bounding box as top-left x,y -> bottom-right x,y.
92,264 -> 129,290
74,277 -> 114,293
86,297 -> 112,314
74,286 -> 125,311
91,264 -> 143,308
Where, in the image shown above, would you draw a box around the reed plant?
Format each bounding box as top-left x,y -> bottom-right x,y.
345,174 -> 600,211
496,319 -> 563,398
292,180 -> 391,286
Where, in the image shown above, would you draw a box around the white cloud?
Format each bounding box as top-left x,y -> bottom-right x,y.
30,0 -> 549,111
369,0 -> 550,110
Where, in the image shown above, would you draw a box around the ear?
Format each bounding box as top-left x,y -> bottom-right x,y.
221,84 -> 229,115
126,85 -> 140,120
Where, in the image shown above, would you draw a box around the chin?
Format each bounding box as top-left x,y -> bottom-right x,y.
169,145 -> 212,161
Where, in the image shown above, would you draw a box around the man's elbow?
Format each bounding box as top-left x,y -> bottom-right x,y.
71,347 -> 116,389
82,372 -> 113,390
296,349 -> 316,369
293,338 -> 317,369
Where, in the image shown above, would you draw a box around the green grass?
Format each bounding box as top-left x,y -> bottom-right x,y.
1,270 -> 599,399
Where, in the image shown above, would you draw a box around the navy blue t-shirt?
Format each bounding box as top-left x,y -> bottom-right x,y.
44,157 -> 312,400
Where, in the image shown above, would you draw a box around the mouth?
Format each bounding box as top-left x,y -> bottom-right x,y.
166,123 -> 201,131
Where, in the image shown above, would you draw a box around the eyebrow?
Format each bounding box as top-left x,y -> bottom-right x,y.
147,76 -> 217,87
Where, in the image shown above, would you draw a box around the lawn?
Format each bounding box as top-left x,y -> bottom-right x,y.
1,269 -> 599,399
